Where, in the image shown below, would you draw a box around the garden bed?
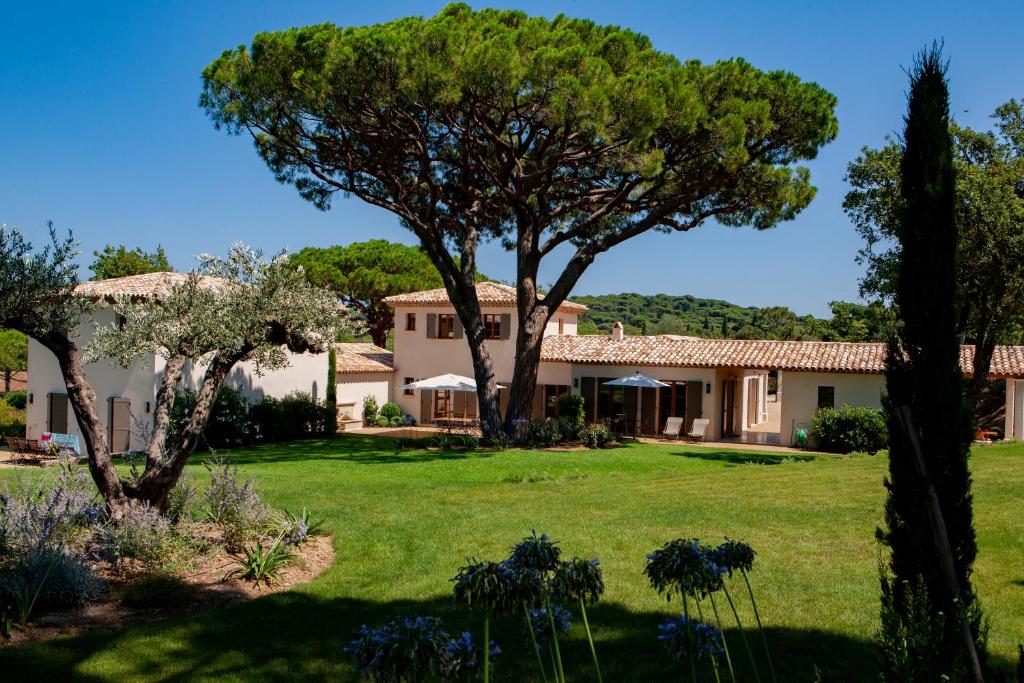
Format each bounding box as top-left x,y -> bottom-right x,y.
2,529 -> 334,647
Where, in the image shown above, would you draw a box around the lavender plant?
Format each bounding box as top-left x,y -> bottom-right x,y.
97,503 -> 176,571
202,455 -> 271,550
0,461 -> 98,556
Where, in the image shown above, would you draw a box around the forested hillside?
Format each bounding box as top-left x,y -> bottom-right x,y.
568,293 -> 892,342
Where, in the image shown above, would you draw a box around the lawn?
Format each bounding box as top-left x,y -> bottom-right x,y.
1,436 -> 1021,681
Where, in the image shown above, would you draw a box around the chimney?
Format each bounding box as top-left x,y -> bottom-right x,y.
611,321 -> 624,342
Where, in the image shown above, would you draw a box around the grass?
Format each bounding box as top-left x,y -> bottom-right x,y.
1,435 -> 1021,681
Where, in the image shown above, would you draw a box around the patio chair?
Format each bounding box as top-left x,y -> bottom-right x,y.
661,416 -> 684,440
683,418 -> 710,443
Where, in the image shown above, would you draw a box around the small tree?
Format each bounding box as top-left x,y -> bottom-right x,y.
291,240 -> 448,348
201,4 -> 838,438
0,328 -> 28,392
878,46 -> 983,680
90,244 -> 172,280
0,224 -> 345,517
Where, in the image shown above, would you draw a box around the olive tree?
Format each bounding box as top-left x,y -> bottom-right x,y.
0,224 -> 345,517
201,4 -> 838,437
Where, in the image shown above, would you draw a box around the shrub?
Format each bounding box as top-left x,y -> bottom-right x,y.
0,399 -> 25,439
580,424 -> 612,449
166,473 -> 197,526
279,508 -> 325,546
97,504 -> 182,571
202,456 -> 271,551
3,390 -> 27,410
390,416 -> 404,427
119,573 -> 194,610
379,402 -> 403,420
525,419 -> 561,448
1,546 -> 103,617
169,386 -> 251,449
376,416 -> 390,427
556,394 -> 585,436
362,395 -> 379,422
250,392 -> 333,443
811,405 -> 888,454
0,462 -> 98,556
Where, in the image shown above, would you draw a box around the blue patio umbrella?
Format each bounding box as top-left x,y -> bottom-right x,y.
603,372 -> 670,436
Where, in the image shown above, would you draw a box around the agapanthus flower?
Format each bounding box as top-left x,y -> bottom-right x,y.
658,615 -> 725,660
645,539 -> 725,600
440,631 -> 501,680
712,539 -> 756,577
508,530 -> 561,574
528,605 -> 573,646
451,558 -> 521,614
281,518 -> 309,546
347,615 -> 451,682
550,557 -> 605,604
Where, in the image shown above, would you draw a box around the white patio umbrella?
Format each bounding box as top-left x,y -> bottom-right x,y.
401,374 -> 504,433
603,372 -> 669,437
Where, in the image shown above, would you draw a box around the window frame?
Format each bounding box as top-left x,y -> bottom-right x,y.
437,314 -> 455,339
403,377 -> 415,397
406,312 -> 416,331
484,314 -> 502,340
817,386 -> 836,410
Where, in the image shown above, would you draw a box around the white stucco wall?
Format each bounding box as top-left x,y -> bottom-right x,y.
27,309 -> 333,451
778,371 -> 886,446
27,309 -> 159,452
337,374 -> 391,422
391,304 -> 578,421
1005,379 -> 1024,440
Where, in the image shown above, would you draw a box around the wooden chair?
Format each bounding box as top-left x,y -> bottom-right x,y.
683,418 -> 710,443
661,416 -> 684,440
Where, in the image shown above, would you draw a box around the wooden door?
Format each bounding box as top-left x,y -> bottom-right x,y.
108,397 -> 131,453
47,393 -> 69,433
685,381 -> 703,431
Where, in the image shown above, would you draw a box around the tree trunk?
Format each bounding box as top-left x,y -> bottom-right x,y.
505,306 -> 550,433
3,370 -> 10,393
37,331 -> 130,518
145,354 -> 185,470
131,347 -> 249,512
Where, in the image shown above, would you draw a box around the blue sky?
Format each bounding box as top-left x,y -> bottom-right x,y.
2,1 -> 1020,316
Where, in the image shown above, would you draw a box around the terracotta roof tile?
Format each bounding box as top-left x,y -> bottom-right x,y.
334,343 -> 394,374
541,334 -> 1024,379
384,281 -> 587,313
73,272 -> 229,300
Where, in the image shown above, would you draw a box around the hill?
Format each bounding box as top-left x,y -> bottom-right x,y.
568,292 -> 891,342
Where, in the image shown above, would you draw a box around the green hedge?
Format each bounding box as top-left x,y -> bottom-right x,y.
811,405 -> 888,454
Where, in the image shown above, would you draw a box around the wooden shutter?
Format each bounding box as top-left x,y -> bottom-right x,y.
420,389 -> 432,422
454,389 -> 466,417
498,387 -> 509,420
499,313 -> 511,340
580,378 -> 596,422
108,397 -> 131,453
453,317 -> 464,339
532,385 -> 545,419
47,393 -> 69,433
685,381 -> 703,431
426,313 -> 436,339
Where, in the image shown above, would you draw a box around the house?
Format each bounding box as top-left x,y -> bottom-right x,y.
331,282 -> 1024,445
26,273 -> 332,452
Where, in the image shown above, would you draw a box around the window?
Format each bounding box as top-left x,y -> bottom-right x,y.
658,381 -> 688,419
403,377 -> 415,397
437,314 -> 455,339
817,386 -> 835,410
434,390 -> 451,418
484,314 -> 502,340
543,385 -> 570,418
406,312 -> 416,331
597,378 -> 624,421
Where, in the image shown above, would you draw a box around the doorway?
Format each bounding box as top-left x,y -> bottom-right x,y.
721,379 -> 738,437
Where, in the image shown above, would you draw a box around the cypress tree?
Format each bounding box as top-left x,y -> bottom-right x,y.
879,45 -> 983,678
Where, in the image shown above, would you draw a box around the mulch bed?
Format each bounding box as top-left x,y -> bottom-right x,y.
2,531 -> 335,647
